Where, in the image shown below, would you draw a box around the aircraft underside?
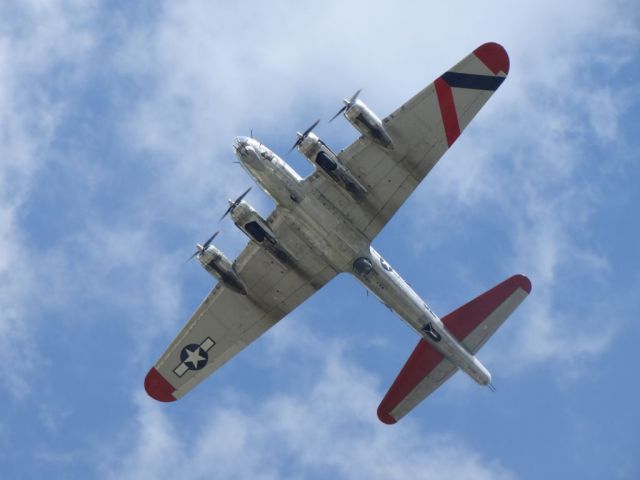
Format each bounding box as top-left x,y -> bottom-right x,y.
144,42 -> 531,424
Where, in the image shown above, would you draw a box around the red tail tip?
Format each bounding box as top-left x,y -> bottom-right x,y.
377,405 -> 397,425
512,274 -> 532,294
474,42 -> 510,75
144,367 -> 176,402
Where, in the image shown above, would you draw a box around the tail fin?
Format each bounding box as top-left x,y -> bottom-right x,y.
377,274 -> 531,424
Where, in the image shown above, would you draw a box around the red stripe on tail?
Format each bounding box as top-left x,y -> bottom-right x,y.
443,274 -> 531,342
434,77 -> 461,147
377,339 -> 444,424
377,274 -> 531,424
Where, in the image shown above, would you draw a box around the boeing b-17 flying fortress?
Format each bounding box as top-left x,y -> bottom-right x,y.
144,42 -> 531,424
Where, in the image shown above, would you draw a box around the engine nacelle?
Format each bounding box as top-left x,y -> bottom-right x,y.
297,132 -> 368,198
230,201 -> 290,262
198,245 -> 247,295
344,99 -> 393,149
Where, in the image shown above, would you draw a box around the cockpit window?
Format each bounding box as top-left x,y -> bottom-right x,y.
260,149 -> 274,161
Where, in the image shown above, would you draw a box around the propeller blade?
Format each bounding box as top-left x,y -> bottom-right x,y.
186,241 -> 208,263
220,187 -> 252,221
288,133 -> 303,154
302,119 -> 320,138
329,105 -> 347,122
235,186 -> 252,204
201,230 -> 219,250
348,88 -> 362,104
289,119 -> 320,152
186,249 -> 200,263
330,89 -> 362,121
220,203 -> 234,222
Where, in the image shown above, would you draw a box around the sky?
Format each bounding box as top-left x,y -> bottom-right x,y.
1,0 -> 639,478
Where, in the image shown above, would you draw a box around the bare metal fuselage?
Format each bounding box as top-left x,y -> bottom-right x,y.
232,136 -> 492,387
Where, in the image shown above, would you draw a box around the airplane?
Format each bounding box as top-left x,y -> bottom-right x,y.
144,42 -> 532,424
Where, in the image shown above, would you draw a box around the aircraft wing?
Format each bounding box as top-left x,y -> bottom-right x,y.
377,274 -> 531,424
144,208 -> 337,402
309,42 -> 509,240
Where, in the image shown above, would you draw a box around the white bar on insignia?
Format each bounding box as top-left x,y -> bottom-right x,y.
173,363 -> 189,377
201,338 -> 215,351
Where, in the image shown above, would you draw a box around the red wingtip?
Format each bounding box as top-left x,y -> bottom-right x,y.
474,42 -> 510,75
144,367 -> 176,402
377,405 -> 397,425
512,274 -> 532,294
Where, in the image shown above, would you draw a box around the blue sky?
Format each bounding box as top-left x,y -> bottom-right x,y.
1,1 -> 639,478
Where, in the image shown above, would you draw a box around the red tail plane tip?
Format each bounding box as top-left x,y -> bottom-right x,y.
144,367 -> 176,402
377,406 -> 397,425
473,42 -> 510,75
513,274 -> 532,294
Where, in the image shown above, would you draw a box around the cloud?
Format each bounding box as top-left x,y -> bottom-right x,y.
100,322 -> 516,480
0,0 -> 98,397
82,0 -> 638,391
394,1 -> 639,373
0,0 -> 634,405
1,2 -> 637,478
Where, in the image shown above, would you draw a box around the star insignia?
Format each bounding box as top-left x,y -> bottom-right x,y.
180,344 -> 209,371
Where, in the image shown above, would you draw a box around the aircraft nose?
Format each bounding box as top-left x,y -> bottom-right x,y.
233,136 -> 250,150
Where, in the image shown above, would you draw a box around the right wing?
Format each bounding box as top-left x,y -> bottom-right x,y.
145,207 -> 337,402
307,42 -> 509,240
377,274 -> 531,424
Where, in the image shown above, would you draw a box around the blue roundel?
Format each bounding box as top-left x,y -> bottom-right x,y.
180,344 -> 209,371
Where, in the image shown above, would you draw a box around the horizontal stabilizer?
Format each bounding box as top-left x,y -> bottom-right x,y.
377,274 -> 531,424
442,274 -> 531,353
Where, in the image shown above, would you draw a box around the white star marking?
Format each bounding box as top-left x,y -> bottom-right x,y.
184,346 -> 205,368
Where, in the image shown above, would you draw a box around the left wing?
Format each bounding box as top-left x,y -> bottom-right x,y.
307,42 -> 509,240
377,274 -> 531,424
145,208 -> 337,402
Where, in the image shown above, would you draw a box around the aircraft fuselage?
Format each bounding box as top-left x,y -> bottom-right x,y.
233,136 -> 492,387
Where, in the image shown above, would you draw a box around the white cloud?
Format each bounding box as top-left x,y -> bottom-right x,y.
0,0 -> 634,404
96,0 -> 639,386
0,3 -> 635,479
582,88 -> 620,142
101,322 -> 516,480
391,2 -> 639,372
0,1 -> 98,397
0,2 -> 635,477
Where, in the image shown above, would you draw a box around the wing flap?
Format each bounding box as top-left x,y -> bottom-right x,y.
377,274 -> 531,424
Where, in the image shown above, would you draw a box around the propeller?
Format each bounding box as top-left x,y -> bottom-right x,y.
288,119 -> 320,153
251,129 -> 264,148
220,186 -> 252,221
187,230 -> 219,262
329,88 -> 362,122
